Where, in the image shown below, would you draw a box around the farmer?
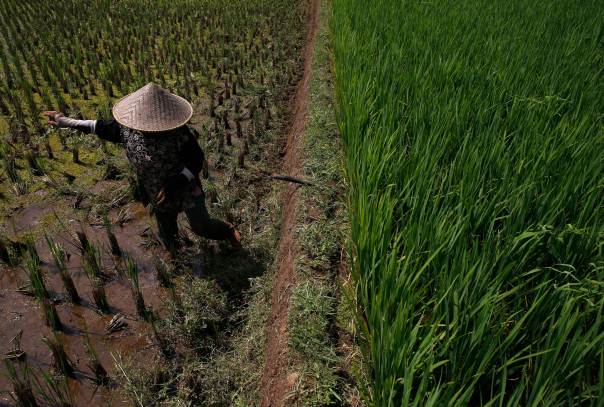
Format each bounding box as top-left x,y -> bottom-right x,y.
43,82 -> 241,254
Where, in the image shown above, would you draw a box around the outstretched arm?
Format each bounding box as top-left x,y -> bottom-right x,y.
43,111 -> 96,133
42,111 -> 122,143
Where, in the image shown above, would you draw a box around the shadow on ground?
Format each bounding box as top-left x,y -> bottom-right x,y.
181,244 -> 269,302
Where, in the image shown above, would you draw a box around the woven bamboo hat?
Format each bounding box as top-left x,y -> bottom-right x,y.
112,83 -> 193,132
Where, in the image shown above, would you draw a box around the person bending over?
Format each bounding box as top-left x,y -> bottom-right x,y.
44,82 -> 241,254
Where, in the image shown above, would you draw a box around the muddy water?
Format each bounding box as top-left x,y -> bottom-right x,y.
0,202 -> 168,406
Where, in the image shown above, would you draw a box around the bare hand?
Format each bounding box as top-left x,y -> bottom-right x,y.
42,111 -> 64,127
155,174 -> 189,206
155,189 -> 167,205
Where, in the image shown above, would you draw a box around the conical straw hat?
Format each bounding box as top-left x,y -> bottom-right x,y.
112,83 -> 193,132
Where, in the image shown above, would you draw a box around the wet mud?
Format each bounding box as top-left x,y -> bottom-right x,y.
0,202 -> 167,406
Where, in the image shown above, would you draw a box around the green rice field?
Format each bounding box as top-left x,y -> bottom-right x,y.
332,0 -> 604,405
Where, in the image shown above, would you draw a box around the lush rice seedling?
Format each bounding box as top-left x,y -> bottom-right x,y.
43,139 -> 53,160
82,242 -> 104,280
33,370 -> 73,407
75,230 -> 92,257
41,299 -> 63,332
70,147 -> 80,165
25,151 -> 45,177
88,283 -> 109,314
0,0 -> 304,136
24,250 -> 50,301
41,335 -> 74,377
24,241 -> 63,331
45,234 -> 80,304
3,360 -> 38,407
81,319 -> 109,385
82,245 -> 110,314
103,212 -> 122,257
124,255 -> 149,321
332,0 -> 604,405
1,155 -> 27,195
0,237 -> 26,266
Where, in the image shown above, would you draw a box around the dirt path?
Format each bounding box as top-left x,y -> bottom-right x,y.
259,0 -> 321,405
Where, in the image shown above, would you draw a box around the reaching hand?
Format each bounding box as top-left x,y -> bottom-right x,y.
42,111 -> 65,127
155,173 -> 190,206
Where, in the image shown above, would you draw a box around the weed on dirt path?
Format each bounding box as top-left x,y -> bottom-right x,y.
259,0 -> 321,405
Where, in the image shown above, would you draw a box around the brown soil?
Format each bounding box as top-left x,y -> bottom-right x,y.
0,203 -> 166,406
259,0 -> 321,405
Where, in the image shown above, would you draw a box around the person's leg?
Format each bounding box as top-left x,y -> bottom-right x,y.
184,192 -> 240,247
154,210 -> 180,254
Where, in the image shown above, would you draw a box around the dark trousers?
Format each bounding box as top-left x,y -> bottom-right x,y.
155,194 -> 232,250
